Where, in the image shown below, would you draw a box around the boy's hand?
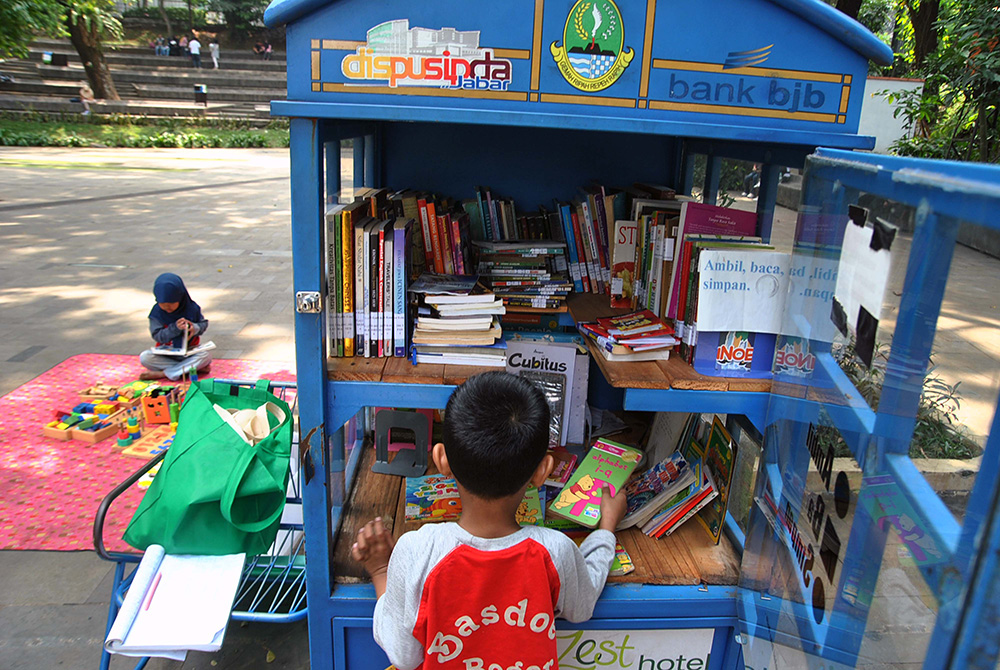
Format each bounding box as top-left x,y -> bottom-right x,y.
352,517 -> 394,598
598,485 -> 627,532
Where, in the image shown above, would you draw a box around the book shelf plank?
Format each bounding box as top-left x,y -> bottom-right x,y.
333,451 -> 741,587
332,446 -> 404,584
661,357 -> 731,391
382,356 -> 444,385
327,356 -> 387,382
442,365 -> 494,386
586,340 -> 673,389
726,377 -> 773,393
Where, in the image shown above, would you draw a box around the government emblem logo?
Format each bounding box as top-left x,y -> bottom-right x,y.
551,1 -> 634,92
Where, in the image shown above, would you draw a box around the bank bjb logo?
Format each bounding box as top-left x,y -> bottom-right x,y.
551,1 -> 634,92
774,336 -> 816,377
716,331 -> 755,372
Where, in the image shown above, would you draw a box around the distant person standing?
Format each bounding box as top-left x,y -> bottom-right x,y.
179,35 -> 189,56
168,36 -> 180,57
189,36 -> 202,68
263,40 -> 273,61
209,38 -> 220,69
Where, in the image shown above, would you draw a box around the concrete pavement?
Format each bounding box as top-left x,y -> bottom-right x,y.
0,147 -> 303,670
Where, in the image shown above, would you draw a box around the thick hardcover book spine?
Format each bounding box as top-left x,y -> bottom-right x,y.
369,225 -> 380,357
569,209 -> 592,293
326,212 -> 339,357
417,198 -> 435,272
450,215 -> 465,274
393,223 -> 407,357
577,203 -> 601,294
333,212 -> 344,357
383,223 -> 393,355
557,203 -> 584,293
341,212 -> 354,357
377,224 -> 386,357
427,201 -> 445,274
438,215 -> 455,275
477,188 -> 493,242
354,222 -> 367,357
484,189 -> 500,241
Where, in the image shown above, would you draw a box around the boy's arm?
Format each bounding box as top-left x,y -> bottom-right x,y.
553,529 -> 616,622
370,531 -> 427,670
553,485 -> 625,622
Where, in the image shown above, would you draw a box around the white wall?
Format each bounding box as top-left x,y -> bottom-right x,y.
858,77 -> 924,154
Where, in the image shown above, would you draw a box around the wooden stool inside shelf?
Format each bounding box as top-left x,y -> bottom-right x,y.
372,409 -> 431,477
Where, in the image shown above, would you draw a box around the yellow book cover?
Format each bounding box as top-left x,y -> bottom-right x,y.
341,201 -> 367,357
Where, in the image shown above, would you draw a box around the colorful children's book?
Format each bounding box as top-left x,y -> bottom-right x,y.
548,439 -> 643,528
545,448 -> 579,487
610,220 -> 638,308
694,416 -> 737,544
405,474 -> 462,523
564,530 -> 636,576
516,486 -> 543,526
617,451 -> 695,530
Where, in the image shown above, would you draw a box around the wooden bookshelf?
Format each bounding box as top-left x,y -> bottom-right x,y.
567,293 -> 773,393
327,292 -> 771,393
333,446 -> 741,587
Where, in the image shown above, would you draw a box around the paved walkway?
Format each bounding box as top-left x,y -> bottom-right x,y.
0,148 -> 996,669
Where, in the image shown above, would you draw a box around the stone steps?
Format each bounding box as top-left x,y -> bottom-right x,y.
0,38 -> 286,119
24,48 -> 289,73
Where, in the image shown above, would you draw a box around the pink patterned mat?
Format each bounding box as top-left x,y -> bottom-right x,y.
0,354 -> 295,552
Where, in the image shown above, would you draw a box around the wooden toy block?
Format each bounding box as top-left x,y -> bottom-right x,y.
79,382 -> 118,401
121,424 -> 175,459
42,424 -> 74,441
142,394 -> 171,424
71,422 -> 120,443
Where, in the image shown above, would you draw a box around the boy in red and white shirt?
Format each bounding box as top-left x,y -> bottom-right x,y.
353,371 -> 626,670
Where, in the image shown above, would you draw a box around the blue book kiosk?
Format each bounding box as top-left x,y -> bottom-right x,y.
265,0 -> 1000,667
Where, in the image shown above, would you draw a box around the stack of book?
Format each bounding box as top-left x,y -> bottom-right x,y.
474,240 -> 572,311
409,273 -> 506,367
638,462 -> 718,538
577,309 -> 679,362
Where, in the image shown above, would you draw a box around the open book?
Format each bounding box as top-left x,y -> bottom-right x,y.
145,340 -> 216,358
104,545 -> 245,661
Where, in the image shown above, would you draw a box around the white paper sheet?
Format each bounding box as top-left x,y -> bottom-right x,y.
105,546 -> 245,660
833,221 -> 892,328
696,250 -> 790,334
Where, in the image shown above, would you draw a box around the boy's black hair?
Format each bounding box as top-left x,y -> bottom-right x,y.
443,371 -> 550,499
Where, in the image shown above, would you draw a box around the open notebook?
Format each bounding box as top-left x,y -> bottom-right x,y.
104,545 -> 245,661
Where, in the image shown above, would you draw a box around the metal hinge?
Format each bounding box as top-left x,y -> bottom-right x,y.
295,291 -> 322,314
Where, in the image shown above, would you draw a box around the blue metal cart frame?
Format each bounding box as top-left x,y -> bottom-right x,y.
93,379 -> 306,670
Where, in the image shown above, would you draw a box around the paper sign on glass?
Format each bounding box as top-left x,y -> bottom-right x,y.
696,250 -> 790,334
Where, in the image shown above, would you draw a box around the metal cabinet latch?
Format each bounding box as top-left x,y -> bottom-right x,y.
296,291 -> 322,314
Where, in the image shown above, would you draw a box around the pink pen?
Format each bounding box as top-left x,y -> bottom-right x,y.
144,572 -> 162,611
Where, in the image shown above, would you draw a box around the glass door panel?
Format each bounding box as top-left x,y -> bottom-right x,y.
737,150 -> 1000,669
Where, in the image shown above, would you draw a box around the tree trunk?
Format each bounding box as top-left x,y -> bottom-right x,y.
186,0 -> 193,29
158,0 -> 173,37
66,12 -> 120,101
836,0 -> 864,19
905,0 -> 940,68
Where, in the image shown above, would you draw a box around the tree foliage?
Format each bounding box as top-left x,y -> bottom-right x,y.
209,0 -> 268,38
834,0 -> 999,162
0,1 -> 123,101
0,1 -> 66,59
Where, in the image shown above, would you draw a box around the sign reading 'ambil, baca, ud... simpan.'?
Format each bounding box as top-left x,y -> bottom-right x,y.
298,0 -> 886,134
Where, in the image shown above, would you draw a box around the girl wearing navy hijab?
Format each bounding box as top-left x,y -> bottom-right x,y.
139,273 -> 212,380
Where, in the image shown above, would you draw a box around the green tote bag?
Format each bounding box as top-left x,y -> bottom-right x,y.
123,379 -> 293,556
